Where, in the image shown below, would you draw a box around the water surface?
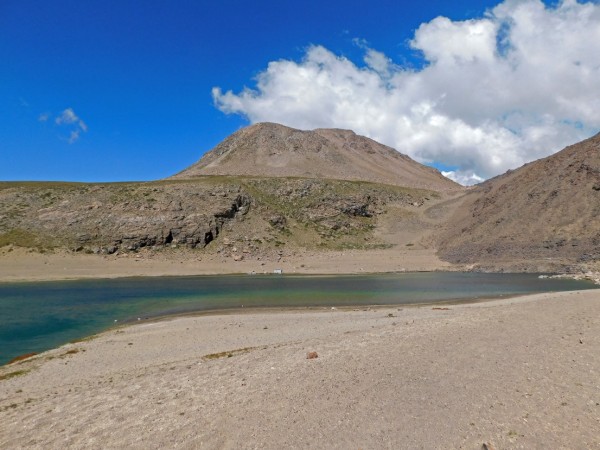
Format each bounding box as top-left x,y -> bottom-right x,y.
0,272 -> 596,365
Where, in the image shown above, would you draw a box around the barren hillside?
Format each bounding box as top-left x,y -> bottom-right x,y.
438,133 -> 600,272
0,122 -> 464,263
2,123 -> 598,274
0,177 -> 449,260
172,123 -> 460,192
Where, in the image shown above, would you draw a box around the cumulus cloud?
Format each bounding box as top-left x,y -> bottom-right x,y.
213,0 -> 600,184
55,108 -> 88,143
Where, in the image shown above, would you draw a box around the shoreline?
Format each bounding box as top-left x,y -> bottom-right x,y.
117,291 -> 536,324
1,291 -> 579,367
3,279 -> 564,367
2,246 -> 598,285
0,245 -> 456,283
3,298 -> 500,367
0,268 -> 446,285
2,289 -> 600,448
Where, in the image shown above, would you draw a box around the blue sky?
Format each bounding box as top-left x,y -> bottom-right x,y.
2,0 -> 598,183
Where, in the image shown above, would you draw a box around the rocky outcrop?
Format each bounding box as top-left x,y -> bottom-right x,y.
342,203 -> 372,218
268,214 -> 287,230
0,182 -> 252,254
0,176 -> 437,255
104,194 -> 252,252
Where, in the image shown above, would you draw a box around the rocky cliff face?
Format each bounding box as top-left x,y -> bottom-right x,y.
438,133 -> 600,271
0,181 -> 251,254
172,122 -> 460,192
0,178 -> 438,257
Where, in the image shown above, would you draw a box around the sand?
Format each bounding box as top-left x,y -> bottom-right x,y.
0,246 -> 452,283
1,290 -> 600,449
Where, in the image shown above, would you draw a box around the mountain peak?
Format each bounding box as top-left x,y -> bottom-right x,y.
172,123 -> 460,191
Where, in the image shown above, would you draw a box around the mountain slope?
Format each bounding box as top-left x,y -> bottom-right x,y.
172,122 -> 460,192
0,122 -> 460,261
3,122 -> 597,274
438,132 -> 600,271
0,177 -> 446,259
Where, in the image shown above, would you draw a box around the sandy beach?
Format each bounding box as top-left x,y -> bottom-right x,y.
1,289 -> 599,449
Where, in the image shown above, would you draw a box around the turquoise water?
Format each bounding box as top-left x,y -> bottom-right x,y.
0,273 -> 597,365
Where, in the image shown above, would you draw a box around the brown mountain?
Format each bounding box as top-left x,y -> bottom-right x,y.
172,122 -> 460,192
0,123 -> 459,257
438,132 -> 600,271
1,122 -> 598,275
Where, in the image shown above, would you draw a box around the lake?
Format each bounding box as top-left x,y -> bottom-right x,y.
0,272 -> 597,365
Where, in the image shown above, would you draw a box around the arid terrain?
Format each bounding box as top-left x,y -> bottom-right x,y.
2,290 -> 600,449
438,132 -> 600,273
1,123 -> 598,280
173,122 -> 460,191
1,124 -> 600,449
0,123 -> 465,281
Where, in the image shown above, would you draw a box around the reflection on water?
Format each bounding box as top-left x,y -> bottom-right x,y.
0,272 -> 596,364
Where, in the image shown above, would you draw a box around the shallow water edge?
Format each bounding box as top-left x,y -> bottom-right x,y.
1,272 -> 597,365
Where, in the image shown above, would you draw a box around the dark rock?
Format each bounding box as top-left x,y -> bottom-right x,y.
342,204 -> 372,217
215,194 -> 251,219
268,214 -> 287,229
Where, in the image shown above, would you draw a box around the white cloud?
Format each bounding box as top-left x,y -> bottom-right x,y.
67,130 -> 80,144
38,113 -> 49,122
442,170 -> 485,186
55,108 -> 88,143
56,108 -> 81,127
213,0 -> 600,184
